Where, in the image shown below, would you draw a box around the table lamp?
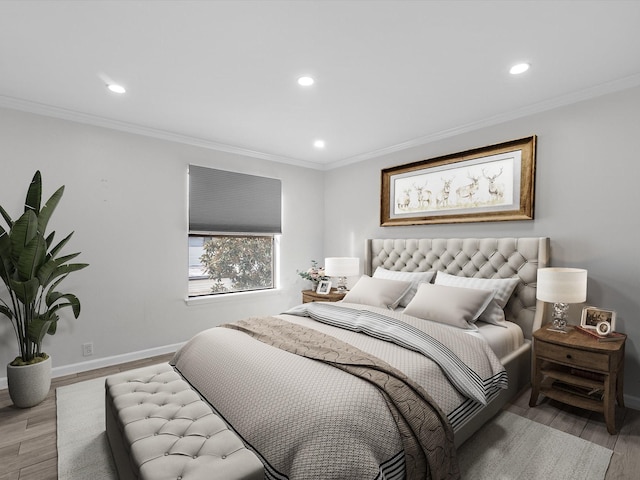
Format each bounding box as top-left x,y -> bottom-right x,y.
324,257 -> 359,293
536,267 -> 588,333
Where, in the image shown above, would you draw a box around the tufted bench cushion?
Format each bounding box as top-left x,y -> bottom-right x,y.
105,363 -> 264,480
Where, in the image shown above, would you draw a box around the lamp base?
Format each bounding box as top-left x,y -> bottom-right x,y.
547,302 -> 570,333
335,276 -> 348,293
546,326 -> 568,333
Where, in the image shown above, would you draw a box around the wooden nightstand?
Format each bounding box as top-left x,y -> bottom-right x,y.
530,326 -> 626,434
302,289 -> 346,304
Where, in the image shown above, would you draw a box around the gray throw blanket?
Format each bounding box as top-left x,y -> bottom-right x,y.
222,316 -> 460,480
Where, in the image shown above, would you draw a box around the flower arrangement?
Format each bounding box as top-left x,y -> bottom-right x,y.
297,260 -> 329,285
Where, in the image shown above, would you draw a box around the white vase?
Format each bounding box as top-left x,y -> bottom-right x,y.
7,356 -> 52,408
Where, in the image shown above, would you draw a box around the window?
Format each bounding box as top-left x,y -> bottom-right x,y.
188,166 -> 281,297
188,235 -> 275,296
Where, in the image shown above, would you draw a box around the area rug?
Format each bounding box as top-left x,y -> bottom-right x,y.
457,410 -> 612,479
57,375 -> 613,480
56,377 -> 116,480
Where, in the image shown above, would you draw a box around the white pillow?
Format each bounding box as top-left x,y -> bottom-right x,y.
372,267 -> 435,307
404,283 -> 495,330
434,272 -> 520,327
342,275 -> 412,310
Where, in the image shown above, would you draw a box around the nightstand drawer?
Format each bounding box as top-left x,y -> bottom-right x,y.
301,289 -> 346,304
536,341 -> 608,371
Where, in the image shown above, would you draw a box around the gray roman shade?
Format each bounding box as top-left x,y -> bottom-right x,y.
189,165 -> 282,234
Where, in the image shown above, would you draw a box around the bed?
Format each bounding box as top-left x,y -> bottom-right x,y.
124,237 -> 549,480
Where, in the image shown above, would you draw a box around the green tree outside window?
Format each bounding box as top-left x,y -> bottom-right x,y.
199,236 -> 273,293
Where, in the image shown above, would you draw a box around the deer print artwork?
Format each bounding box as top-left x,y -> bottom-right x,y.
383,137 -> 535,226
392,158 -> 514,215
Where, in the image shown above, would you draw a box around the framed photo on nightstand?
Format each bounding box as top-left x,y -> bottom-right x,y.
581,306 -> 616,333
316,280 -> 332,295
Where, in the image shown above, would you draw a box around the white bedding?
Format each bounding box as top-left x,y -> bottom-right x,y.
469,321 -> 525,359
394,306 -> 525,359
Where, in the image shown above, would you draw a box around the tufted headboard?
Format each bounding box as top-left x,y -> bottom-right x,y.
365,237 -> 550,340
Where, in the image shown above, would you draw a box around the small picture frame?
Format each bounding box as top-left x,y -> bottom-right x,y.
316,280 -> 332,295
581,306 -> 616,332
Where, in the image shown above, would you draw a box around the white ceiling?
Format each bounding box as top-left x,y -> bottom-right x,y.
1,1 -> 640,170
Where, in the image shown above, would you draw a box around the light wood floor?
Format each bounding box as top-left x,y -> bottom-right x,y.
1,353 -> 639,480
0,353 -> 174,480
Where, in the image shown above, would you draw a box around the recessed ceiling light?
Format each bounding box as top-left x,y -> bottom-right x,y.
509,63 -> 530,75
298,76 -> 314,86
313,139 -> 325,149
107,83 -> 126,94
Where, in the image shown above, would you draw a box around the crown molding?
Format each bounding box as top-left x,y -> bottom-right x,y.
3,71 -> 640,173
0,95 -> 323,171
326,73 -> 640,170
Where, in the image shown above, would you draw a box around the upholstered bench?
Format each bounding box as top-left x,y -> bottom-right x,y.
105,363 -> 264,480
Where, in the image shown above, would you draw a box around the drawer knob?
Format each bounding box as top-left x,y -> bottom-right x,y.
566,354 -> 572,359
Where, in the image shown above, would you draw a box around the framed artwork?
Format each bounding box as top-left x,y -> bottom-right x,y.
381,136 -> 536,226
316,280 -> 332,295
581,306 -> 616,333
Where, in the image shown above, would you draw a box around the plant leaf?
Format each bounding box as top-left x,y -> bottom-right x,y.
47,273 -> 67,294
47,316 -> 58,335
47,231 -> 73,261
0,225 -> 10,253
25,170 -> 42,214
0,225 -> 12,285
39,262 -> 88,289
38,185 -> 64,235
9,210 -> 39,265
17,234 -> 47,281
37,253 -> 81,286
9,277 -> 40,305
0,204 -> 13,229
50,252 -> 81,265
47,293 -> 81,318
45,231 -> 55,249
27,316 -> 52,346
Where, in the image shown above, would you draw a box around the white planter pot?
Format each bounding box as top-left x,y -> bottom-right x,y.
7,356 -> 52,408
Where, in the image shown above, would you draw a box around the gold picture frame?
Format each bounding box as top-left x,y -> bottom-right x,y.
381,136 -> 536,226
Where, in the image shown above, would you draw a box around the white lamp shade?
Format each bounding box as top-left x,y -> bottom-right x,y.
324,257 -> 359,277
536,267 -> 587,303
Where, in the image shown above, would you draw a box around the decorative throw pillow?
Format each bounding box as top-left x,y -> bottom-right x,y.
404,283 -> 495,330
342,275 -> 412,310
434,271 -> 520,327
372,267 -> 435,307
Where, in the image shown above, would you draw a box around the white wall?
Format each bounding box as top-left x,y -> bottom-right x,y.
324,85 -> 640,405
0,108 -> 325,381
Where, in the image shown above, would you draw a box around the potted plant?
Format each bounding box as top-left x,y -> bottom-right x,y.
0,171 -> 88,407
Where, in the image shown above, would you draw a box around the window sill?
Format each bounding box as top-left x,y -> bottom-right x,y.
185,287 -> 283,306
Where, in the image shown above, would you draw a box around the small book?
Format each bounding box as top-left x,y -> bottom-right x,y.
551,380 -> 605,400
570,368 -> 604,382
597,332 -> 627,342
575,325 -> 626,342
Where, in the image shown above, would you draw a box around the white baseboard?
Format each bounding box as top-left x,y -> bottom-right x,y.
0,342 -> 185,390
